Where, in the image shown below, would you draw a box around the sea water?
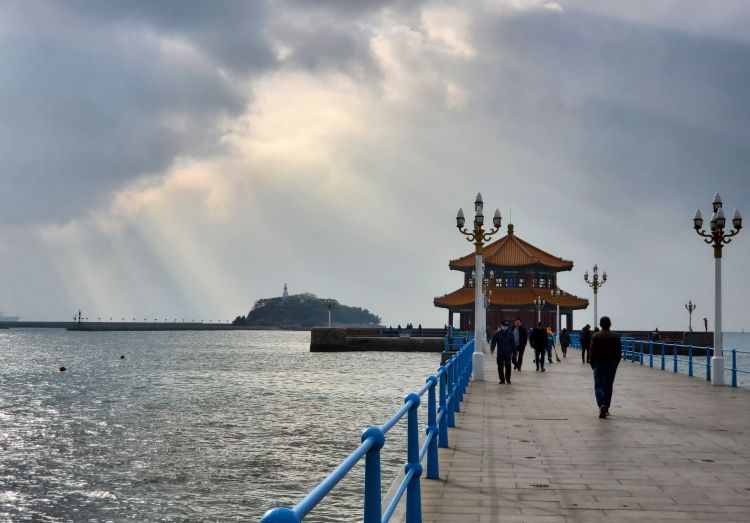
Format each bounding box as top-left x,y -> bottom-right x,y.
2,329 -> 748,522
0,329 -> 440,522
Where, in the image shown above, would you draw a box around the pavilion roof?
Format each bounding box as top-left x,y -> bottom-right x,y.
434,286 -> 589,310
449,224 -> 574,271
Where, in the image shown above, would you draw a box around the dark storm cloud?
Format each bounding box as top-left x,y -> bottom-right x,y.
0,1 -> 272,224
0,0 -> 404,225
469,7 -> 750,205
66,0 -> 276,74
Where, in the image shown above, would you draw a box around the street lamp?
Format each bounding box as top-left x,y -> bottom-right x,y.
583,264 -> 607,327
549,289 -> 566,346
693,192 -> 742,385
533,296 -> 546,324
685,300 -> 697,332
324,299 -> 335,327
456,193 -> 503,381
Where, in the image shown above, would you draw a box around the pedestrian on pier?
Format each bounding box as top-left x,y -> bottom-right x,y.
580,324 -> 592,363
560,328 -> 570,358
589,316 -> 622,419
512,318 -> 527,371
546,327 -> 555,364
490,320 -> 516,384
529,322 -> 548,372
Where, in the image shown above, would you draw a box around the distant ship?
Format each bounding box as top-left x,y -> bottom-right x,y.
0,312 -> 20,321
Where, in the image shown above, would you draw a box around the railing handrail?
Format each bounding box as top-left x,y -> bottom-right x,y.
260,338 -> 475,522
570,334 -> 748,388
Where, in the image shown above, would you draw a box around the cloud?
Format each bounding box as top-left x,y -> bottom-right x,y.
1,1 -> 749,331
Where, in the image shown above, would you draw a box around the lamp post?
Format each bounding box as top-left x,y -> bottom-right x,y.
483,267 -> 494,329
693,192 -> 742,385
533,296 -> 546,324
324,299 -> 335,327
456,193 -> 502,381
549,289 -> 566,346
685,300 -> 697,332
584,264 -> 607,327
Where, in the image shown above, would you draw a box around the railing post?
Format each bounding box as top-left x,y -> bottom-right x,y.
688,345 -> 693,377
732,349 -> 737,388
425,376 -> 439,480
463,345 -> 470,392
361,427 -> 385,523
404,393 -> 423,523
453,356 -> 461,413
660,342 -> 665,371
445,361 -> 456,427
706,347 -> 711,381
673,344 -> 678,373
649,341 -> 653,368
639,341 -> 644,365
438,367 -> 448,447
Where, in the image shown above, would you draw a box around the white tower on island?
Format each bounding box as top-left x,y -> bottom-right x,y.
283,283 -> 289,303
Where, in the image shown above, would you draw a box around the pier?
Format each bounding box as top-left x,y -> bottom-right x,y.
261,338 -> 750,522
414,352 -> 750,522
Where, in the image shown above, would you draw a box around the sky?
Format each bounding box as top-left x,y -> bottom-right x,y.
1,0 -> 749,330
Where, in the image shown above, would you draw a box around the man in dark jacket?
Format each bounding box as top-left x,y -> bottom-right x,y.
590,316 -> 622,419
512,318 -> 528,371
560,328 -> 570,358
580,324 -> 592,363
490,320 -> 517,384
528,322 -> 549,372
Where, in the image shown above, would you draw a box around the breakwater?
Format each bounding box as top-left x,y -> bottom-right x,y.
310,328 -> 444,352
0,321 -> 280,331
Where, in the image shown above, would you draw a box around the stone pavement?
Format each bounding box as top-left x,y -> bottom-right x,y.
418,351 -> 750,522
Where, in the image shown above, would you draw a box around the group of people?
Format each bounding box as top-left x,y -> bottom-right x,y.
488,317 -> 623,419
488,319 -> 574,383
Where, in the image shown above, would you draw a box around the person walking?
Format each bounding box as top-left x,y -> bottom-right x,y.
560,328 -> 570,358
580,324 -> 592,364
529,322 -> 548,372
589,316 -> 622,418
546,327 -> 555,364
512,318 -> 528,371
490,320 -> 516,384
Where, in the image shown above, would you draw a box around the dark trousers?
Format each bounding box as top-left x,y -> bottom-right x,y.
593,362 -> 619,408
513,346 -> 526,370
546,345 -> 553,362
497,356 -> 512,383
534,348 -> 545,370
581,345 -> 590,363
561,345 -> 568,357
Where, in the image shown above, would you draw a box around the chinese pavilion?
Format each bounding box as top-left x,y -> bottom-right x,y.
434,223 -> 588,331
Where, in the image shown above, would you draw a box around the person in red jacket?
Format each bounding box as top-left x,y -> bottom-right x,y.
589,316 -> 622,419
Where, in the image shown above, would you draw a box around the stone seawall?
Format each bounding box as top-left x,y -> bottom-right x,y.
310,328 -> 443,352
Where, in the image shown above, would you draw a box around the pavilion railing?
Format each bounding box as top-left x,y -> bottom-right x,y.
260,339 -> 475,523
569,333 -> 749,388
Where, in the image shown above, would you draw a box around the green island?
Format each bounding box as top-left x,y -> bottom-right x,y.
232,293 -> 381,329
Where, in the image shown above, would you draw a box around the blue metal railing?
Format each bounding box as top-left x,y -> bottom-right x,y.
443,330 -> 473,350
569,333 -> 749,387
260,339 -> 475,522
